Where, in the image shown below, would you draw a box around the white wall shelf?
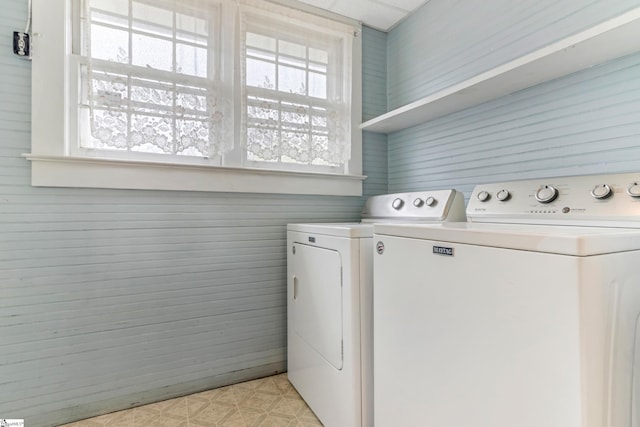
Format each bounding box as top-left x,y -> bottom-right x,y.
360,7 -> 640,134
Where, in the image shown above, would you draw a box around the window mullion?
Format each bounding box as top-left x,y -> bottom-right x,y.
172,8 -> 178,156
305,44 -> 312,166
275,39 -> 283,163
127,0 -> 133,153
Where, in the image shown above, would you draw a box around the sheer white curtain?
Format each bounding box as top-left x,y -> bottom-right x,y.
239,0 -> 354,167
78,0 -> 355,169
80,0 -> 234,159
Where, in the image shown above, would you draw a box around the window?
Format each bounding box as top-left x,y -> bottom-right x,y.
241,9 -> 351,172
78,0 -> 233,161
27,0 -> 363,196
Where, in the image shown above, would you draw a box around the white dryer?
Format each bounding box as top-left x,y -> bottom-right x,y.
373,172 -> 640,427
287,190 -> 466,427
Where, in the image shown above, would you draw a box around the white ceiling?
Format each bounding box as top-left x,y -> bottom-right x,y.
296,0 -> 430,31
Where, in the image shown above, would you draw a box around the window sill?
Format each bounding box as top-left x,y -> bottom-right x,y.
23,154 -> 365,196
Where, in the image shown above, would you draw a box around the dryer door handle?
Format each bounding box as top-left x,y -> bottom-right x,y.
293,275 -> 299,300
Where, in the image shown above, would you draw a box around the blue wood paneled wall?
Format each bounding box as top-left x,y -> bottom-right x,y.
387,0 -> 640,109
0,3 -> 386,426
386,0 -> 640,197
362,26 -> 388,196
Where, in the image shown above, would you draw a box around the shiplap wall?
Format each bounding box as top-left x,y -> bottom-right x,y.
362,26 -> 388,196
0,3 -> 385,426
387,0 -> 640,109
386,0 -> 640,196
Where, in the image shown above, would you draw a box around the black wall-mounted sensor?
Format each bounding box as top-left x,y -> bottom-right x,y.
13,31 -> 30,58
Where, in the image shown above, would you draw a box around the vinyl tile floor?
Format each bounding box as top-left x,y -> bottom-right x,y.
58,374 -> 323,427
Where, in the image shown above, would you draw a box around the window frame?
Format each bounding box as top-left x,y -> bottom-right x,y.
240,13 -> 351,174
26,0 -> 364,196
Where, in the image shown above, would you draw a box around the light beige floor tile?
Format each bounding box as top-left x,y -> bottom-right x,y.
63,421 -> 104,427
189,400 -> 237,426
56,374 -> 322,427
269,397 -> 308,418
235,377 -> 267,391
237,407 -> 267,427
253,378 -> 282,396
239,391 -> 281,412
257,414 -> 294,427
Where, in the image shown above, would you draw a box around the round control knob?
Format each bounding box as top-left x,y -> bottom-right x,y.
496,189 -> 510,202
477,190 -> 490,202
535,185 -> 559,204
413,198 -> 424,207
425,196 -> 436,207
591,184 -> 613,199
392,198 -> 404,210
628,182 -> 640,198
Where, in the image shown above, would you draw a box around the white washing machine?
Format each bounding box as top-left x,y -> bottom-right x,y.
373,172 -> 640,427
287,190 -> 466,427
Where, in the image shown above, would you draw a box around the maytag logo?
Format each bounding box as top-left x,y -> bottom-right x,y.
433,246 -> 454,256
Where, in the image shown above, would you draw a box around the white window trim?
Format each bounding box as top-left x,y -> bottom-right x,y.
25,0 -> 364,196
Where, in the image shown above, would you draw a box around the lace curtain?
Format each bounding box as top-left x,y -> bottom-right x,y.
81,0 -> 234,159
80,0 -> 355,168
239,0 -> 354,167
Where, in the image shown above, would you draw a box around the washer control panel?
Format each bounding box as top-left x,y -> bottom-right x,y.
361,189 -> 466,222
467,172 -> 640,226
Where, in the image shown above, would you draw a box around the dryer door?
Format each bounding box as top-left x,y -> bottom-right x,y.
290,243 -> 343,370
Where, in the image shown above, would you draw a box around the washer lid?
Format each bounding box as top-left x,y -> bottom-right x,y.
288,222 -> 374,238
374,222 -> 640,256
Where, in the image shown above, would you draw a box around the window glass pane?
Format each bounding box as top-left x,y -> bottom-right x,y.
176,44 -> 208,77
176,13 -> 208,38
90,110 -> 129,149
132,33 -> 173,71
130,114 -> 173,152
279,40 -> 305,59
280,55 -> 306,68
247,33 -> 276,52
247,95 -> 279,124
176,13 -> 208,45
281,132 -> 309,163
309,47 -> 327,64
176,119 -> 209,156
91,71 -> 128,105
91,24 -> 129,63
312,135 -> 338,165
278,65 -> 305,94
90,10 -> 128,29
281,102 -> 309,126
247,128 -> 280,162
311,113 -> 327,129
132,2 -> 173,37
309,61 -> 327,73
247,47 -> 276,62
129,78 -> 174,109
176,88 -> 208,113
247,58 -> 275,88
309,72 -> 326,98
89,0 -> 129,18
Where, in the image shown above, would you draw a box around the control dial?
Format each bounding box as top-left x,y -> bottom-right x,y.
477,190 -> 490,202
535,185 -> 559,204
392,198 -> 404,210
425,196 -> 436,207
591,184 -> 613,199
413,198 -> 424,207
628,182 -> 640,198
496,189 -> 510,202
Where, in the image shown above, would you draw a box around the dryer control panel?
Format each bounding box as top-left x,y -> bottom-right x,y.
361,190 -> 466,222
467,172 -> 640,227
